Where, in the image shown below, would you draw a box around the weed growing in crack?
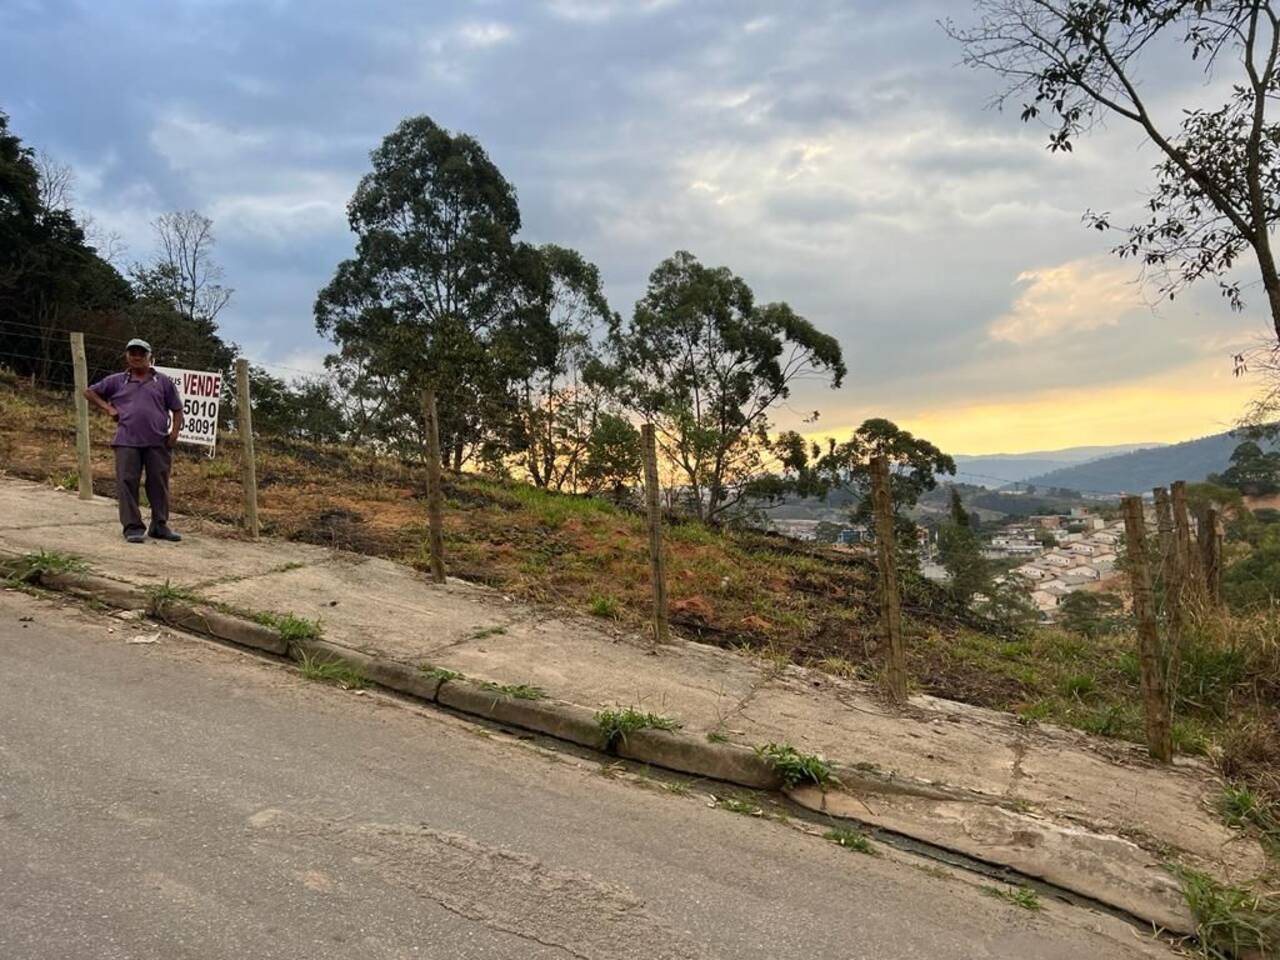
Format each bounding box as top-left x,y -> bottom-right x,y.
297,650 -> 367,689
718,796 -> 762,816
595,707 -> 681,749
479,681 -> 546,700
982,885 -> 1042,911
705,731 -> 729,744
420,665 -> 464,683
824,827 -> 877,855
755,742 -> 837,788
5,550 -> 87,584
146,579 -> 199,609
255,611 -> 322,642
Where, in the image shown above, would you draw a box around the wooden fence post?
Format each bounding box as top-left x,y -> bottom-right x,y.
69,332 -> 93,500
1152,486 -> 1184,637
1122,497 -> 1172,763
421,387 -> 446,585
1200,507 -> 1223,608
641,424 -> 669,645
235,358 -> 260,539
1170,481 -> 1202,605
870,456 -> 907,704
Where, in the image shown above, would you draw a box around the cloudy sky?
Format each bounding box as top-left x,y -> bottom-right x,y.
2,0 -> 1266,453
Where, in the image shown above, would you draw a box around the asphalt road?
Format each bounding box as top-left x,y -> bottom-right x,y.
0,589 -> 1170,959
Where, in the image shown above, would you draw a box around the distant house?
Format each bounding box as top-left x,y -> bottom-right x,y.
1069,543 -> 1098,556
1015,564 -> 1052,581
1060,570 -> 1099,585
1041,552 -> 1074,568
1041,580 -> 1072,597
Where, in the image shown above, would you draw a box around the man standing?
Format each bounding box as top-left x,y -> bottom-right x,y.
84,338 -> 184,544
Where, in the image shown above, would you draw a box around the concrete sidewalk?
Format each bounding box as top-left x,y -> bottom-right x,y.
0,480 -> 1267,933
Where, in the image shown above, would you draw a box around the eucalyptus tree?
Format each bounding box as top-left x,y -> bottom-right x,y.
504,243 -> 617,491
605,250 -> 845,522
315,115 -> 528,465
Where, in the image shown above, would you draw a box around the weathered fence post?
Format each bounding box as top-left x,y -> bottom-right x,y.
1122,496 -> 1172,763
870,455 -> 907,704
1153,486 -> 1184,639
1170,481 -> 1202,605
421,387 -> 446,585
641,424 -> 669,645
69,332 -> 93,500
1200,507 -> 1223,608
234,358 -> 260,539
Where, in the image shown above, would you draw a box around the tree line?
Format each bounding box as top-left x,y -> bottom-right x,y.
0,109 -> 958,529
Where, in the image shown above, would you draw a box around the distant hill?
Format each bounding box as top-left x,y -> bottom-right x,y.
1024,430 -> 1272,494
952,444 -> 1159,487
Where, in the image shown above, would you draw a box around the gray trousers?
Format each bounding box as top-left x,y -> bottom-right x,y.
113,445 -> 172,534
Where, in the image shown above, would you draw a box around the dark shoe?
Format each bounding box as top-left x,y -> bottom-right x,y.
125,530 -> 146,544
148,526 -> 182,542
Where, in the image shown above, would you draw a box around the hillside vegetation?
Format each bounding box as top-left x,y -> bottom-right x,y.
1027,430 -> 1276,494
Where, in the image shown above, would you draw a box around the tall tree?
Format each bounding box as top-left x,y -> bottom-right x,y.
131,210 -> 232,327
1211,439 -> 1280,495
605,250 -> 845,522
504,243 -> 615,491
948,3 -> 1280,344
315,115 -> 526,465
770,418 -> 957,559
0,110 -> 133,386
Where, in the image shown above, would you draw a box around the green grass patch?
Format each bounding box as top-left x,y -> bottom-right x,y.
705,731 -> 729,744
755,742 -> 837,788
48,469 -> 79,491
588,594 -> 620,619
5,549 -> 87,584
1177,866 -> 1278,959
718,796 -> 762,816
824,827 -> 877,855
145,579 -> 199,607
479,681 -> 547,700
254,611 -> 322,642
982,885 -> 1042,911
595,707 -> 681,749
297,650 -> 367,689
420,665 -> 464,683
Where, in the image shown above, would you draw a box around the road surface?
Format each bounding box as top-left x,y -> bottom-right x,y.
0,589 -> 1169,959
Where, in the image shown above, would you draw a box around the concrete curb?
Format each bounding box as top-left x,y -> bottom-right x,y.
156,602 -> 290,657
0,564 -> 1203,937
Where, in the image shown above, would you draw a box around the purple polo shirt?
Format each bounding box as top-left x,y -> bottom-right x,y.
89,369 -> 182,448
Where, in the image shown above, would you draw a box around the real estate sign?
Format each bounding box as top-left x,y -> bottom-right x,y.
156,366 -> 222,452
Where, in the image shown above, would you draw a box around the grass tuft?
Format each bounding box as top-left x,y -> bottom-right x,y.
1176,866 -> 1278,959
5,549 -> 87,584
982,885 -> 1042,911
479,680 -> 547,700
595,707 -> 681,749
705,730 -> 729,744
146,579 -> 199,608
297,650 -> 367,689
718,796 -> 763,816
588,594 -> 619,619
254,611 -> 322,642
420,665 -> 464,683
755,742 -> 837,788
824,827 -> 877,855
